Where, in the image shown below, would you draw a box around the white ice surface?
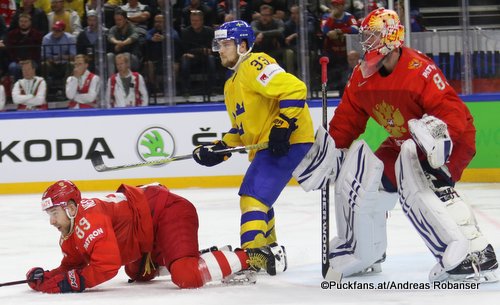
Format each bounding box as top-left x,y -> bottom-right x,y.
1,183 -> 499,304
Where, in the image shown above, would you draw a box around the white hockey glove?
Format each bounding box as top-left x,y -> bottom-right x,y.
408,114 -> 453,169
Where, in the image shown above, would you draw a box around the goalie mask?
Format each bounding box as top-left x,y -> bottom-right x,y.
359,8 -> 405,78
41,180 -> 81,211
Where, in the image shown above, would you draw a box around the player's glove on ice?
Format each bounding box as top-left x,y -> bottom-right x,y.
193,140 -> 232,167
26,267 -> 85,293
269,114 -> 297,156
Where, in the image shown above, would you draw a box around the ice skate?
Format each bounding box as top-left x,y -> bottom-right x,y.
246,243 -> 287,276
430,244 -> 498,283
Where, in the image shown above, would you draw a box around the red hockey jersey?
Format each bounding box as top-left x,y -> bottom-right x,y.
329,47 -> 475,182
48,185 -> 153,288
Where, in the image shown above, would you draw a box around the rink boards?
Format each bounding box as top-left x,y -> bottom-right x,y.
0,95 -> 499,194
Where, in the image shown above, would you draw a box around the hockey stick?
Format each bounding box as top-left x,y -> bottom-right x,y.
0,279 -> 27,287
90,142 -> 269,172
319,57 -> 343,282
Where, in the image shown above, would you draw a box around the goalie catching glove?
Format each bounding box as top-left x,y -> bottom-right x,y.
408,114 -> 453,169
193,140 -> 232,167
26,267 -> 85,293
268,114 -> 297,156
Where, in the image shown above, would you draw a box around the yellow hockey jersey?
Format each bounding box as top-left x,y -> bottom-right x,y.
222,52 -> 314,160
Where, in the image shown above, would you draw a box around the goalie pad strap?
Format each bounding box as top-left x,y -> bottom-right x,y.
329,140 -> 397,276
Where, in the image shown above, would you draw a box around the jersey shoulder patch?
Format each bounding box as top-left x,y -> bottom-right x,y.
256,63 -> 285,86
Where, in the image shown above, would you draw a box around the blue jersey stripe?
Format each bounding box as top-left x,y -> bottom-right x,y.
279,99 -> 305,109
241,230 -> 264,244
241,210 -> 268,225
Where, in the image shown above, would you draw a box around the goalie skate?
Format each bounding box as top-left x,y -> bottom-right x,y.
350,253 -> 386,276
246,243 -> 287,276
222,270 -> 257,285
430,244 -> 498,283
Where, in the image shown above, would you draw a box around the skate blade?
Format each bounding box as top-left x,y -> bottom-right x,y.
222,270 -> 257,285
449,270 -> 499,283
351,262 -> 382,276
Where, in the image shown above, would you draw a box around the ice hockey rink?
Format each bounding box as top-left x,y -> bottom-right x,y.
1,183 -> 499,305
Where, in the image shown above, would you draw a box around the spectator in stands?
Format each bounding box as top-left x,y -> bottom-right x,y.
65,54 -> 100,108
63,0 -> 84,19
181,0 -> 214,28
283,4 -> 319,75
0,15 -> 7,73
0,83 -> 5,110
215,0 -> 251,25
106,53 -> 148,107
395,0 -> 426,32
12,59 -> 47,110
179,9 -> 215,97
9,0 -> 49,35
0,0 -> 16,28
251,5 -> 285,67
144,14 -> 181,93
76,9 -> 106,72
347,49 -> 360,70
5,13 -> 43,80
251,0 -> 287,21
47,0 -> 82,36
120,0 -> 152,39
86,0 -> 121,12
27,0 -> 51,14
321,0 -> 358,92
166,0 -> 184,34
42,20 -> 77,84
338,49 -> 360,95
307,0 -> 332,19
107,9 -> 141,76
85,0 -> 120,29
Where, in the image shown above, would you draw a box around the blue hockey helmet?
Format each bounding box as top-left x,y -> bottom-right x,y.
213,20 -> 255,52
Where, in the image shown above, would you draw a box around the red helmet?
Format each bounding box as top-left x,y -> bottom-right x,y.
41,180 -> 81,211
331,0 -> 345,5
359,8 -> 405,77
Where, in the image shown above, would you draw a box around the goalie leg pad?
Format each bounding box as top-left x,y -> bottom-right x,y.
292,126 -> 345,191
329,140 -> 397,277
396,140 -> 490,280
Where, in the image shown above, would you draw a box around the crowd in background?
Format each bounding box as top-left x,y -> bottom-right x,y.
0,0 -> 427,110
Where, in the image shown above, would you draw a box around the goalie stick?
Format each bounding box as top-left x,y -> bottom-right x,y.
90,142 -> 269,172
319,56 -> 343,283
0,279 -> 27,287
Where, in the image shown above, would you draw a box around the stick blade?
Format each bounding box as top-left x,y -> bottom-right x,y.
324,267 -> 343,283
90,151 -> 107,172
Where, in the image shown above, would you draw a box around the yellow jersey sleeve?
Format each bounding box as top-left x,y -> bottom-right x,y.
222,53 -> 314,160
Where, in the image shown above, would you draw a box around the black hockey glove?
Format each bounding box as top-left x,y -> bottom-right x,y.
268,114 -> 297,156
193,140 -> 232,167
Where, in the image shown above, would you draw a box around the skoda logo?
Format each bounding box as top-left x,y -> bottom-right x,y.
136,127 -> 175,164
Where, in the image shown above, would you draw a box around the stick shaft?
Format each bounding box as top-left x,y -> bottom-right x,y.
319,56 -> 331,279
91,142 -> 268,172
0,279 -> 27,287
